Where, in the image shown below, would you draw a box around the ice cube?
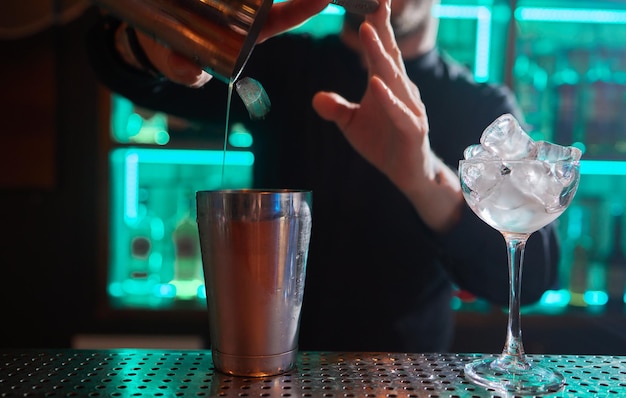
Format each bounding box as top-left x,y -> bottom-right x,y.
548,160 -> 580,211
486,171 -> 533,213
463,144 -> 498,160
507,160 -> 563,212
480,114 -> 537,160
550,160 -> 579,186
235,77 -> 271,120
536,141 -> 582,162
460,160 -> 504,202
548,162 -> 580,211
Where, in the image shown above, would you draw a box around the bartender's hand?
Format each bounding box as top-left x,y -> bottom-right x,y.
115,0 -> 329,87
311,0 -> 463,233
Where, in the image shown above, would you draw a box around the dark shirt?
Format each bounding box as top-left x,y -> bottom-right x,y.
88,21 -> 560,353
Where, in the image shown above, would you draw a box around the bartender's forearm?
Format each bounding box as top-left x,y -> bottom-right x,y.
403,155 -> 464,234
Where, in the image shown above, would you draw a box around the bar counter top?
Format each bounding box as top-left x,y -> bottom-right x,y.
1,349 -> 625,397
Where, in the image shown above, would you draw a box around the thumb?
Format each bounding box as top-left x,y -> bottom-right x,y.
312,91 -> 357,129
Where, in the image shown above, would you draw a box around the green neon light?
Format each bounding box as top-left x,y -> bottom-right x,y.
126,113 -> 143,137
323,4 -> 344,15
154,130 -> 170,145
108,282 -> 124,298
277,3 -> 494,81
583,290 -> 609,306
229,131 -> 254,148
433,4 -> 483,19
167,280 -> 205,299
125,153 -> 139,221
539,289 -> 570,307
156,283 -> 177,298
580,160 -> 626,175
433,5 -> 492,82
117,148 -> 254,166
474,7 -> 491,82
114,148 -> 254,222
516,7 -> 626,24
450,295 -> 462,311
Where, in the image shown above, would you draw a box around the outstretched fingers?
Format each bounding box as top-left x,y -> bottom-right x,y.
365,0 -> 403,72
359,22 -> 422,116
370,76 -> 426,138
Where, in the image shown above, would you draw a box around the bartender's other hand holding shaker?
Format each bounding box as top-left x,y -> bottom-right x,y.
104,0 -> 330,87
115,27 -> 212,88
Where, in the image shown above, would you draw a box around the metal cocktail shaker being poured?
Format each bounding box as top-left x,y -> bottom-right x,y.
93,0 -> 274,84
93,0 -> 380,84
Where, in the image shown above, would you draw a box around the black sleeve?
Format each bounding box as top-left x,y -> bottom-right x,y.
438,204 -> 560,306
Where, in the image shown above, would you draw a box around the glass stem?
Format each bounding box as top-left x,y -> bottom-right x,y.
502,233 -> 530,361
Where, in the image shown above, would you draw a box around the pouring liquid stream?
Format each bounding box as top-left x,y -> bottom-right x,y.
220,76 -> 272,186
220,80 -> 235,187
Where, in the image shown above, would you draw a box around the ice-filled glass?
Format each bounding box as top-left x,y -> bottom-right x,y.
459,114 -> 581,394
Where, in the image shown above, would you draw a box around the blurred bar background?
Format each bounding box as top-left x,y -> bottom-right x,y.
1,0 -> 625,354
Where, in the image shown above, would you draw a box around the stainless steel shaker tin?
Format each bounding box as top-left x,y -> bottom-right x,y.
93,0 -> 273,83
196,189 -> 312,376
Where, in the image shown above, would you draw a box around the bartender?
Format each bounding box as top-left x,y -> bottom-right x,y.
87,0 -> 560,352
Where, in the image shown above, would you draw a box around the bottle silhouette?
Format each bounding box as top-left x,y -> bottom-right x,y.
552,49 -> 582,147
127,187 -> 164,296
569,245 -> 589,308
566,205 -> 590,308
168,188 -> 203,300
584,48 -> 622,159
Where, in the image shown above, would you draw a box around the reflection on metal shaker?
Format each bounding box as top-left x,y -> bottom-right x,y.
196,189 -> 312,377
92,0 -> 273,83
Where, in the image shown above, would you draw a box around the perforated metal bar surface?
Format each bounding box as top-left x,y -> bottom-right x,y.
1,350 -> 625,397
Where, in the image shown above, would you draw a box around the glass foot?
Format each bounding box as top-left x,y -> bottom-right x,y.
464,355 -> 565,395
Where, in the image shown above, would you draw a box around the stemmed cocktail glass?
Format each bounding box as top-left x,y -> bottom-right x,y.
458,114 -> 581,395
